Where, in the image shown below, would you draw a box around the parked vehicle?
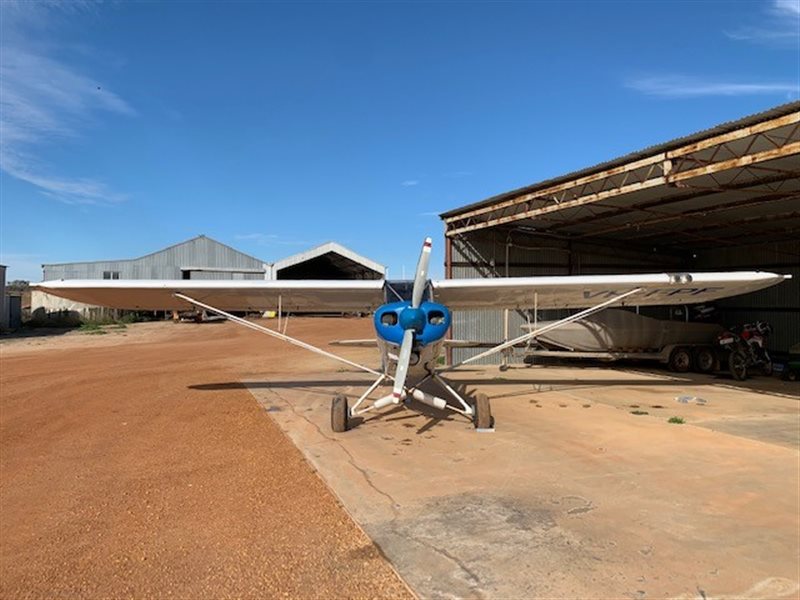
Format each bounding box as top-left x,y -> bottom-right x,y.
716,321 -> 773,381
521,309 -> 721,373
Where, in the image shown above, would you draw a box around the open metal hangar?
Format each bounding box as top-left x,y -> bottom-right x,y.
271,242 -> 385,280
440,102 -> 800,366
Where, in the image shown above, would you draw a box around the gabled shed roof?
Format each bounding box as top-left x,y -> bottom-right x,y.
273,242 -> 385,277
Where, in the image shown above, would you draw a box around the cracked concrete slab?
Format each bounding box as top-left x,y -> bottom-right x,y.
246,366 -> 799,599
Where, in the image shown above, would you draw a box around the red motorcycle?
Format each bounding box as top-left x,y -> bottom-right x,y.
716,321 -> 773,381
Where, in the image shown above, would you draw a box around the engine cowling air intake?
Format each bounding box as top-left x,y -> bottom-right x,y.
374,301 -> 451,346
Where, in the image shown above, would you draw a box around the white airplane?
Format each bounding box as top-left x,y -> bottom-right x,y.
34,238 -> 791,432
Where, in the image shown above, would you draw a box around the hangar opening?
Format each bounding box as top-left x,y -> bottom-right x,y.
440,102 -> 799,364
274,242 -> 385,280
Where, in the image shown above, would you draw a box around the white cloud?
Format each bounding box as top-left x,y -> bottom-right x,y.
724,0 -> 800,45
774,0 -> 800,16
0,3 -> 134,205
626,75 -> 799,98
401,180 -> 420,187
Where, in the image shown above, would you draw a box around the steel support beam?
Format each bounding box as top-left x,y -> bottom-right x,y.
544,171 -> 799,232
575,191 -> 799,239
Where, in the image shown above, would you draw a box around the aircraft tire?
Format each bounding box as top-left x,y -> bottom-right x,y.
474,393 -> 493,429
331,394 -> 349,432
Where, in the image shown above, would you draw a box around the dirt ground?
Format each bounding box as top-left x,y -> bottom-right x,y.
0,318 -> 412,599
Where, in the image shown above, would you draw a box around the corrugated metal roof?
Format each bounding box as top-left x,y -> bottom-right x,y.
43,235 -> 267,267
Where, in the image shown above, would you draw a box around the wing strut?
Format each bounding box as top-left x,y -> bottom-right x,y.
443,287 -> 643,371
174,293 -> 383,377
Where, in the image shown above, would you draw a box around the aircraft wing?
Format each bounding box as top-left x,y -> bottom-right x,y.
32,279 -> 386,312
430,271 -> 791,310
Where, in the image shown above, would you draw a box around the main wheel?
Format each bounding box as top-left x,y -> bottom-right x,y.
669,347 -> 692,373
473,393 -> 493,429
693,347 -> 715,373
331,394 -> 349,432
728,351 -> 748,381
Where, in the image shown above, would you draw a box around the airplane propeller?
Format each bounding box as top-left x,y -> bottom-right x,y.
391,237 -> 432,402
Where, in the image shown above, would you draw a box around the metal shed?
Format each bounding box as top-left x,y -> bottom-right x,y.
440,102 -> 800,362
34,237 -> 385,316
43,235 -> 268,282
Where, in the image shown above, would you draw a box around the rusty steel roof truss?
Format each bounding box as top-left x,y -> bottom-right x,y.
444,108 -> 800,248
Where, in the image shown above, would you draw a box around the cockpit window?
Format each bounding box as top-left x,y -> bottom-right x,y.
381,312 -> 398,326
428,310 -> 445,325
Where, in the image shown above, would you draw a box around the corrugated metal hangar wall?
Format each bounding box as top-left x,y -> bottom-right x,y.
447,234 -> 798,364
442,102 -> 800,363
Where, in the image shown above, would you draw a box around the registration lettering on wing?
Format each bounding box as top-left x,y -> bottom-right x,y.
583,286 -> 725,300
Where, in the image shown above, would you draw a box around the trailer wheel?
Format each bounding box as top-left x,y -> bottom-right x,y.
693,347 -> 715,373
728,352 -> 748,381
669,347 -> 692,373
331,394 -> 349,432
473,393 -> 493,429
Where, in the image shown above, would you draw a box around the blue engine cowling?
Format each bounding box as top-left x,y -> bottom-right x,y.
374,301 -> 451,346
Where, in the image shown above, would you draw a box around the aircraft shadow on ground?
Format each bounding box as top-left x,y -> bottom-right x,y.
188,379 -> 475,435
189,377 -> 701,392
188,376 -> 796,432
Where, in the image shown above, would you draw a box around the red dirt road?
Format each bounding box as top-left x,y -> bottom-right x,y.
0,319 -> 411,599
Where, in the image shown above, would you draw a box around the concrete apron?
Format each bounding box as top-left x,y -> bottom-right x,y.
246,367 -> 799,600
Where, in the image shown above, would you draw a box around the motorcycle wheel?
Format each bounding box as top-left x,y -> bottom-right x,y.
761,361 -> 774,377
728,351 -> 748,381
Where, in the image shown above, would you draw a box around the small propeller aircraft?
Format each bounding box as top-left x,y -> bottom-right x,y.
35,238 -> 791,432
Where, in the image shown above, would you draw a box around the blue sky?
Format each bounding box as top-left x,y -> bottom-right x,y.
1,0 -> 798,282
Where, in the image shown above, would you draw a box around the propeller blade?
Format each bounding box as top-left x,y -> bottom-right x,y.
391,329 -> 415,402
411,237 -> 432,308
